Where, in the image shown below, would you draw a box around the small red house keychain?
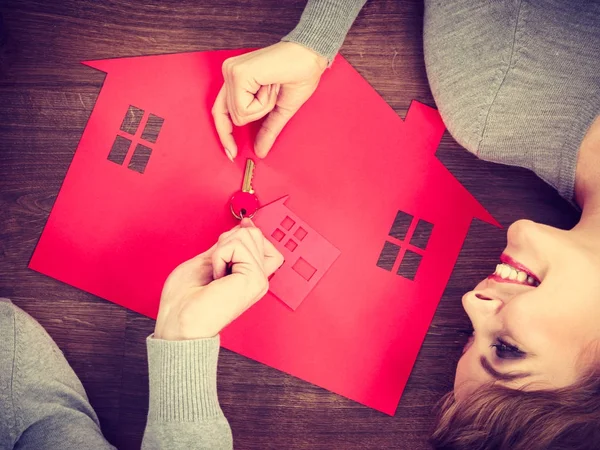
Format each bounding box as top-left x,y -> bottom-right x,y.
230,158 -> 260,220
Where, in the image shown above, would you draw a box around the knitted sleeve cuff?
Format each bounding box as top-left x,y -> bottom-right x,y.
281,0 -> 367,63
146,335 -> 223,421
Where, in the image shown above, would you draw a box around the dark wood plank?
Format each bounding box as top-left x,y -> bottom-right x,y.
0,1 -> 579,448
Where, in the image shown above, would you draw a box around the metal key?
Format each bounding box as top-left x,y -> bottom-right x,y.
230,159 -> 260,220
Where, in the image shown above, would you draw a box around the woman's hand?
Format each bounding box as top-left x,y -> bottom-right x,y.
212,41 -> 327,160
154,219 -> 284,340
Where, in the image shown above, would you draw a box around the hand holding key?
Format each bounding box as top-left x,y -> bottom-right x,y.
154,219 -> 284,341
211,42 -> 328,160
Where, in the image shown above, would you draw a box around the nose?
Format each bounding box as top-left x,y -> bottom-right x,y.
462,289 -> 503,329
507,219 -> 541,249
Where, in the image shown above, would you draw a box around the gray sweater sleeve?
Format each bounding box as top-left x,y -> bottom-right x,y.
282,0 -> 368,63
142,336 -> 232,450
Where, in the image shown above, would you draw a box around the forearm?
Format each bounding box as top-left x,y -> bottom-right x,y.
282,0 -> 368,63
142,336 -> 232,450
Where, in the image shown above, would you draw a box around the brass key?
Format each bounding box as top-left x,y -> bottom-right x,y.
230,159 -> 260,219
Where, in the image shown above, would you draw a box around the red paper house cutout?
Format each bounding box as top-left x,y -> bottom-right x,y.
254,196 -> 341,310
29,50 -> 499,415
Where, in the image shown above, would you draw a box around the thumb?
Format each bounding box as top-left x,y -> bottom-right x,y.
255,104 -> 296,158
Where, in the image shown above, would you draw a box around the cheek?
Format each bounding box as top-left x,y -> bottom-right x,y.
453,349 -> 474,396
453,345 -> 487,399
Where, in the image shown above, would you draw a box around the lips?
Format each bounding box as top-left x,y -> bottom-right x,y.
486,254 -> 541,287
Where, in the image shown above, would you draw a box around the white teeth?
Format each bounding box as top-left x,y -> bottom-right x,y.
493,263 -> 538,286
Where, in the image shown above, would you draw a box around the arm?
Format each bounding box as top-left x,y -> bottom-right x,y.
282,0 -> 368,63
212,0 -> 367,159
141,219 -> 284,450
142,337 -> 232,450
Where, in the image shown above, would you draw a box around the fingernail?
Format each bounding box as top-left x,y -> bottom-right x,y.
224,148 -> 235,162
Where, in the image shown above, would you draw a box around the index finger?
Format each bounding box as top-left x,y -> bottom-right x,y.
211,85 -> 238,160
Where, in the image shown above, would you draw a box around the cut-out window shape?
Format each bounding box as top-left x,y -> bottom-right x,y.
108,105 -> 164,174
285,239 -> 298,252
108,135 -> 132,165
294,227 -> 307,241
128,144 -> 152,174
281,216 -> 295,231
272,228 -> 285,242
377,210 -> 434,281
410,218 -> 433,250
397,250 -> 422,281
140,114 -> 165,144
292,257 -> 317,282
120,106 -> 144,134
376,241 -> 400,272
388,210 -> 413,241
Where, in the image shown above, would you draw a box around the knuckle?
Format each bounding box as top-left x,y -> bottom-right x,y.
217,231 -> 234,244
229,63 -> 245,79
231,115 -> 246,126
247,227 -> 262,239
222,57 -> 235,72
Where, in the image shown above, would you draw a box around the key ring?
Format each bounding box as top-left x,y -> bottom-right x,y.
230,202 -> 257,220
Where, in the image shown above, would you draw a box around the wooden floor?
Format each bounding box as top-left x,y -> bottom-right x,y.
0,1 -> 579,449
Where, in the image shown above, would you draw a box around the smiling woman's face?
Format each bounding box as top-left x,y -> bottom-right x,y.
455,219 -> 600,397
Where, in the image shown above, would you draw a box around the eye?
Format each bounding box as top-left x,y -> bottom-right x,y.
490,338 -> 525,360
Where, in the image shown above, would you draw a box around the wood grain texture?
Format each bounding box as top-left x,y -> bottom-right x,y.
0,1 -> 579,448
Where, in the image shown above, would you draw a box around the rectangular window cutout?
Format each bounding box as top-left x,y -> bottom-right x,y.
397,250 -> 422,281
284,239 -> 298,252
410,219 -> 434,250
107,135 -> 132,165
376,241 -> 400,272
293,227 -> 307,241
292,257 -> 317,282
389,210 -> 414,241
271,228 -> 285,242
127,144 -> 152,174
281,216 -> 295,231
141,114 -> 164,144
120,105 -> 144,135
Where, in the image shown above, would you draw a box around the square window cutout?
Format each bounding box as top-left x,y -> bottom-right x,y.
376,241 -> 400,272
127,144 -> 152,174
389,210 -> 414,241
281,216 -> 295,231
271,228 -> 285,242
294,227 -> 307,241
141,114 -> 165,144
410,219 -> 434,250
284,239 -> 298,252
120,105 -> 144,135
107,135 -> 132,165
397,250 -> 422,281
292,257 -> 317,281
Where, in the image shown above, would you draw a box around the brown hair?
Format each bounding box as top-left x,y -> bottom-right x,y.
429,371 -> 600,450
